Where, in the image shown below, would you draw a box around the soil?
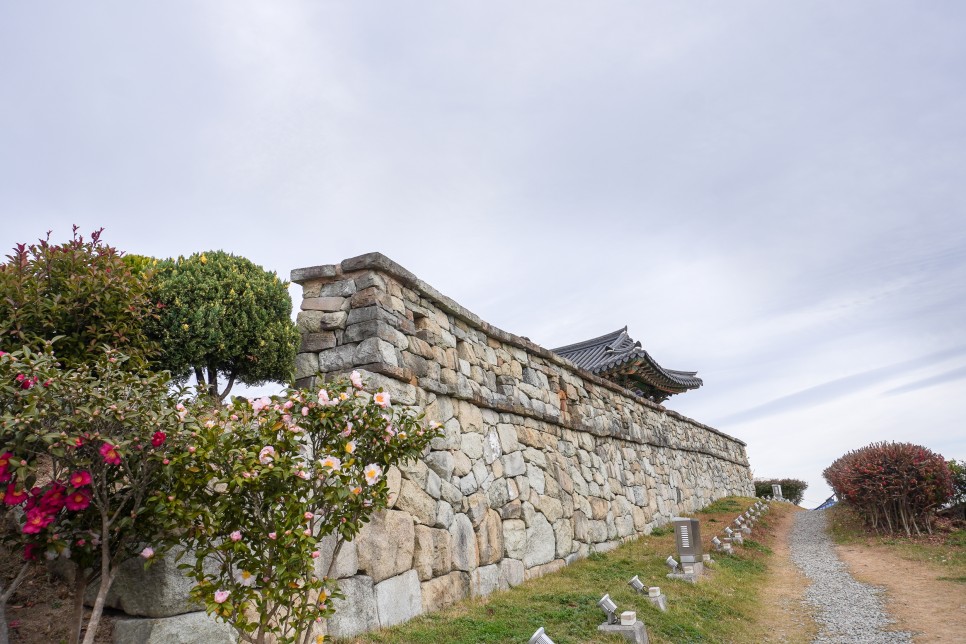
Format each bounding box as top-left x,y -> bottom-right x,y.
0,542 -> 114,644
752,505 -> 819,644
835,541 -> 966,643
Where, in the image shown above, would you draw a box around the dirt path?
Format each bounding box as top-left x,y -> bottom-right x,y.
835,541 -> 966,643
752,505 -> 819,643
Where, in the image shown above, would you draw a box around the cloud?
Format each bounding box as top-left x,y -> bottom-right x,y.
720,346 -> 966,425
884,364 -> 966,397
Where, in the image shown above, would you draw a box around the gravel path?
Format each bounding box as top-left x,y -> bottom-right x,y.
789,510 -> 913,643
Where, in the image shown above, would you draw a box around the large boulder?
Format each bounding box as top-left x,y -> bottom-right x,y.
476,509 -> 504,565
112,611 -> 236,643
448,513 -> 479,572
355,510 -> 415,583
327,575 -> 379,638
524,513 -> 556,568
92,548 -> 217,618
374,570 -> 423,627
421,571 -> 471,613
413,525 -> 453,580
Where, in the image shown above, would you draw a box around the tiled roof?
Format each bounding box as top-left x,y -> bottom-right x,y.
551,327 -> 702,399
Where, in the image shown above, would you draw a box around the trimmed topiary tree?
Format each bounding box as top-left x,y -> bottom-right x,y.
754,478 -> 808,505
823,441 -> 954,535
144,251 -> 299,402
0,227 -> 158,369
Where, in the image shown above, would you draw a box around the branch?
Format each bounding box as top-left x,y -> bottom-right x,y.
218,369 -> 237,403
0,562 -> 30,604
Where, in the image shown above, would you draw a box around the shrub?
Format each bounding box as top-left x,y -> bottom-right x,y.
143,251 -> 299,402
164,373 -> 439,644
0,346 -> 191,644
823,442 -> 953,536
754,478 -> 808,505
0,228 -> 158,370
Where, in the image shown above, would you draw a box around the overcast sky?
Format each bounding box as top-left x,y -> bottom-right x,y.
3,2 -> 964,507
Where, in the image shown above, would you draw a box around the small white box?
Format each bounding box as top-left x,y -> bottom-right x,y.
648,587 -> 661,598
620,611 -> 636,626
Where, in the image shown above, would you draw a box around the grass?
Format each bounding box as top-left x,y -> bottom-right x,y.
344,497 -> 792,643
827,504 -> 966,584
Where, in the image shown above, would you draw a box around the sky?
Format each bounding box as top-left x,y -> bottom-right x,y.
2,2 -> 965,508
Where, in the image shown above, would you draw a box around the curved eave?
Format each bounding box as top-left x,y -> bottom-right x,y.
594,352 -> 703,392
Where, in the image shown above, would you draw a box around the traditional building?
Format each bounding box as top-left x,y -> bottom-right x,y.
552,327 -> 702,403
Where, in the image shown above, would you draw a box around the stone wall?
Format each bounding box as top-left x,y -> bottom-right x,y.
291,253 -> 754,638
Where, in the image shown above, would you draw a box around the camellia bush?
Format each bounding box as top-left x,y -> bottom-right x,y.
0,347 -> 191,644
143,250 -> 299,402
754,478 -> 808,505
0,228 -> 158,370
163,372 -> 439,644
823,441 -> 954,536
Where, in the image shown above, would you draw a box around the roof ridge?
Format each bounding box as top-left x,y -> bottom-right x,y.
552,327 -> 627,354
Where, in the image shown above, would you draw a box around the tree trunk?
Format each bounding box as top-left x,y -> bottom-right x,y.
69,569 -> 89,644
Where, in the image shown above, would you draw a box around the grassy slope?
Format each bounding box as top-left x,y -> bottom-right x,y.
344,497 -> 795,643
826,504 -> 966,584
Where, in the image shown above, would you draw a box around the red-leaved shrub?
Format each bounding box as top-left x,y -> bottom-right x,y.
823,441 -> 954,536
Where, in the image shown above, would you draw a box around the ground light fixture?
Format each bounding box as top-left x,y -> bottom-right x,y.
665,555 -> 679,572
529,627 -> 554,644
597,593 -> 619,625
629,575 -> 645,593
711,536 -> 722,548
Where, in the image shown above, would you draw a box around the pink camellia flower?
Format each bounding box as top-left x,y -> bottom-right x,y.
99,442 -> 121,465
350,370 -> 363,389
373,391 -> 391,408
188,446 -> 196,453
283,400 -> 293,410
3,485 -> 28,506
301,406 -> 309,416
317,389 -> 332,406
268,532 -> 277,540
258,446 -> 275,465
364,464 -> 383,486
213,590 -> 230,604
252,397 -> 271,412
304,512 -> 314,520
151,432 -> 166,447
230,531 -> 242,542
311,550 -> 320,559
69,470 -> 92,488
140,547 -> 155,559
65,489 -> 91,511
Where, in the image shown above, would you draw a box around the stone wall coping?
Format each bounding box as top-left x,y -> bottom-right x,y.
292,252 -> 746,448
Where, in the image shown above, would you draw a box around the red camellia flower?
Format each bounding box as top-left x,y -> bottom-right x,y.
23,543 -> 40,561
3,485 -> 28,506
151,431 -> 167,448
99,442 -> 121,465
65,488 -> 91,511
40,484 -> 67,512
69,470 -> 92,488
22,507 -> 55,534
